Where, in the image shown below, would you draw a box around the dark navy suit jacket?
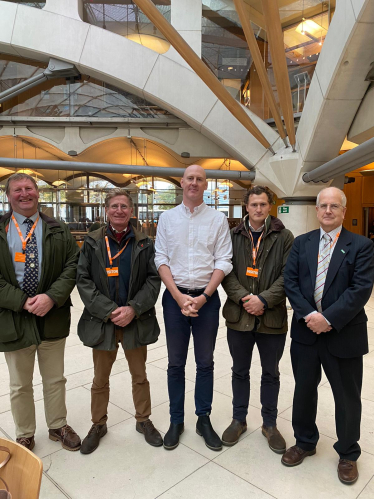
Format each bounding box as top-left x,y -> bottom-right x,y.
284,227 -> 374,358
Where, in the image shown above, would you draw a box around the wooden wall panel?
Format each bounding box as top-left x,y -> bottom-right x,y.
362,176 -> 374,205
343,175 -> 363,234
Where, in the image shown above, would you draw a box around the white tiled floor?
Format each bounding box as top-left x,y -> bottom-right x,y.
1,287 -> 374,498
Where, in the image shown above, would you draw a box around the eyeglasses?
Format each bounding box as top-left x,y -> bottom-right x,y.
317,203 -> 344,211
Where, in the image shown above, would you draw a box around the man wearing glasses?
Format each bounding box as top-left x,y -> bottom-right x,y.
283,187 -> 374,485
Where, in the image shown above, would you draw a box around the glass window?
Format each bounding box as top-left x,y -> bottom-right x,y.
202,0 -> 334,118
82,1 -> 171,54
3,1 -> 45,7
0,56 -> 174,119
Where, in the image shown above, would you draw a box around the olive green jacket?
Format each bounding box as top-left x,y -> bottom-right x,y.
222,215 -> 294,333
0,212 -> 79,352
76,226 -> 161,351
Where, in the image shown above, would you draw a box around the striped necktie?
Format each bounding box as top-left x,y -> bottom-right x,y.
314,233 -> 332,312
22,218 -> 39,297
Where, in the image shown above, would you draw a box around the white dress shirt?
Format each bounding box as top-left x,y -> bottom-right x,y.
155,202 -> 233,289
306,224 -> 342,323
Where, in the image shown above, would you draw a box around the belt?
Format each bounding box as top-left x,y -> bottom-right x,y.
177,286 -> 205,296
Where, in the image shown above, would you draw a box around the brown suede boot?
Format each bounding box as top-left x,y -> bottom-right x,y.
222,419 -> 247,446
262,425 -> 286,454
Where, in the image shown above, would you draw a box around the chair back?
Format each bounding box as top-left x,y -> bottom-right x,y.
0,438 -> 43,499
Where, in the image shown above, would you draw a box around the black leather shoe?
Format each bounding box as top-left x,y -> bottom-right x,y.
136,419 -> 163,447
196,415 -> 222,451
80,424 -> 107,455
163,423 -> 184,450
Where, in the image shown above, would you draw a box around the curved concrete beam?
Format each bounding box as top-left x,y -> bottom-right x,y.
0,1 -> 280,169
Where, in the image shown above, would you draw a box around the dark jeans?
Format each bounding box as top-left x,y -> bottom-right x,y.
163,289 -> 220,424
291,336 -> 363,461
227,328 -> 286,426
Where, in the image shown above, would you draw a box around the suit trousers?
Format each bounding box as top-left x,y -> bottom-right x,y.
291,335 -> 363,461
91,330 -> 151,424
5,338 -> 67,438
227,328 -> 286,426
163,289 -> 220,424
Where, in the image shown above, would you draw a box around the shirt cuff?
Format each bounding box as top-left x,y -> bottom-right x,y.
322,315 -> 331,326
214,261 -> 233,276
154,257 -> 170,271
304,310 -> 318,320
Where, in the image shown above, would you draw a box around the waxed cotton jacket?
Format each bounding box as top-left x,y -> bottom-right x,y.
222,215 -> 294,334
76,226 -> 161,351
0,212 -> 79,352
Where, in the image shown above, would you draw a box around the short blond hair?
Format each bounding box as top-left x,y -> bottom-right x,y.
5,173 -> 38,194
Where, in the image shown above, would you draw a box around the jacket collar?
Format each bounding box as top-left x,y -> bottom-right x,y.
0,211 -> 61,229
87,224 -> 148,244
234,215 -> 285,237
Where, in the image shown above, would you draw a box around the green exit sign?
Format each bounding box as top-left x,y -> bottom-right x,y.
278,206 -> 289,214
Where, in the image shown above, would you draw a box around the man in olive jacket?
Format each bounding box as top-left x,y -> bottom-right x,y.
0,173 -> 80,452
221,186 -> 294,452
77,189 -> 162,454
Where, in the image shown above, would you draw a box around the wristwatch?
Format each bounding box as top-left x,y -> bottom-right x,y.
202,292 -> 211,302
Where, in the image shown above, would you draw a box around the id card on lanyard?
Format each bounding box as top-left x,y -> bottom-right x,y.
105,236 -> 130,277
246,231 -> 263,279
11,214 -> 39,263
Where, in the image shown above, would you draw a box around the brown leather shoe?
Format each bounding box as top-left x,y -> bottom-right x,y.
222,419 -> 247,446
338,459 -> 359,485
136,419 -> 163,447
49,424 -> 81,451
281,445 -> 316,466
262,425 -> 286,454
16,436 -> 35,451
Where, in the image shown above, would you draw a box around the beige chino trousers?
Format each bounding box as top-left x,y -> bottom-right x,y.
5,338 -> 67,438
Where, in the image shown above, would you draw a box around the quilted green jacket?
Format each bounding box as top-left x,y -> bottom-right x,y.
0,212 -> 78,352
222,215 -> 294,334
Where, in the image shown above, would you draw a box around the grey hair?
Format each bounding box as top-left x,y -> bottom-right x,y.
5,173 -> 38,194
316,187 -> 347,207
104,188 -> 133,208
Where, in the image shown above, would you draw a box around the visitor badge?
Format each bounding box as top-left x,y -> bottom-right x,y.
106,267 -> 119,277
15,252 -> 26,263
246,267 -> 258,278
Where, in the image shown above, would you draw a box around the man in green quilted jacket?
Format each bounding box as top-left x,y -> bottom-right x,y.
221,185 -> 294,452
0,173 -> 81,452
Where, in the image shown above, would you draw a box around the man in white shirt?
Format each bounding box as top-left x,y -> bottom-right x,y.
155,165 -> 232,451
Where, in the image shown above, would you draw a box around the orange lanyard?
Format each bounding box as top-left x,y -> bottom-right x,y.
319,232 -> 340,259
248,231 -> 263,269
105,236 -> 130,268
12,215 -> 39,253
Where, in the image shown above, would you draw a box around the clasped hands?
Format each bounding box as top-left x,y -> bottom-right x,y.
178,293 -> 206,317
110,306 -> 136,328
305,312 -> 332,334
241,295 -> 265,316
23,293 -> 54,317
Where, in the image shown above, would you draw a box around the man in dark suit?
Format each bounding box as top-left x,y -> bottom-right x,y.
283,187 -> 374,485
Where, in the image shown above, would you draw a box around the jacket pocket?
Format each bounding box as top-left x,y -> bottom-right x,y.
78,313 -> 105,347
262,303 -> 287,329
222,298 -> 242,323
43,303 -> 71,339
136,308 -> 160,345
0,308 -> 19,343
